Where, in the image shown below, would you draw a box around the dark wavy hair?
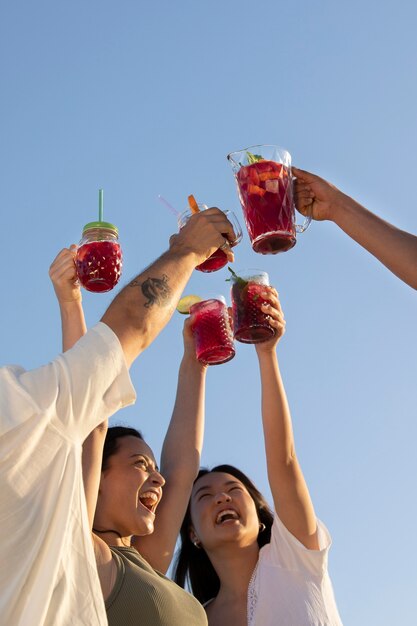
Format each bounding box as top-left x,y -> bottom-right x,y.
101,426 -> 144,471
173,464 -> 274,604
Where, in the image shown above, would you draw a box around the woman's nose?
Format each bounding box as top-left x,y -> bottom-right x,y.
215,491 -> 231,504
151,470 -> 165,487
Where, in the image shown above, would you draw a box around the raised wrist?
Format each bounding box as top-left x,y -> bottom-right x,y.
180,352 -> 207,373
168,238 -> 201,266
58,296 -> 83,310
255,345 -> 278,360
328,191 -> 357,224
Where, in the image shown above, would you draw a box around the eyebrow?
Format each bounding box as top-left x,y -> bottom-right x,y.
194,480 -> 241,497
129,453 -> 159,472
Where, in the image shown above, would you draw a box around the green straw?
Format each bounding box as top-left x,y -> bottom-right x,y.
98,189 -> 104,222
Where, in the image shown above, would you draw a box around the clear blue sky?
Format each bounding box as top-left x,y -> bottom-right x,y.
1,2 -> 417,624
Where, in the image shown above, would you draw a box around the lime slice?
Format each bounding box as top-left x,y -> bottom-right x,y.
177,294 -> 202,314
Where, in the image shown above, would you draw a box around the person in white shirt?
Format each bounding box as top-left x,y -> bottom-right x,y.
174,288 -> 343,626
0,207 -> 236,626
293,166 -> 417,290
50,246 -> 209,625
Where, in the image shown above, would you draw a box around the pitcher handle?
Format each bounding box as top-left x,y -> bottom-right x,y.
292,174 -> 312,234
295,212 -> 311,234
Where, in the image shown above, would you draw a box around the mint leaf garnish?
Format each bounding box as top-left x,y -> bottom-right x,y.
246,151 -> 264,165
226,266 -> 248,288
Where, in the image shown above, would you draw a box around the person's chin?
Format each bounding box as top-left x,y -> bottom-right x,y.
142,521 -> 155,535
137,511 -> 155,535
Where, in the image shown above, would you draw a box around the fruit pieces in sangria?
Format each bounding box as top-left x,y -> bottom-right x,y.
236,155 -> 295,254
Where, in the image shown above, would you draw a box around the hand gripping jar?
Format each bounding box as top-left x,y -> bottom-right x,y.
75,221 -> 123,293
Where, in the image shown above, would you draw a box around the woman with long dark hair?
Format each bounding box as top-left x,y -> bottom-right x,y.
174,286 -> 343,625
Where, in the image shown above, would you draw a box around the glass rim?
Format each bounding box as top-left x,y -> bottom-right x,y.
227,144 -> 291,160
230,268 -> 269,282
177,209 -> 242,247
189,295 -> 227,311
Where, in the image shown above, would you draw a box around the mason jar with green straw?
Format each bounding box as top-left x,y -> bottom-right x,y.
75,189 -> 123,293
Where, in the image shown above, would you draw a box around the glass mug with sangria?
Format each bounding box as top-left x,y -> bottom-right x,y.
178,294 -> 235,365
227,145 -> 311,254
229,268 -> 276,344
177,197 -> 243,272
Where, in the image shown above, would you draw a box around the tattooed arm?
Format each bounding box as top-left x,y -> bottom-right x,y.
101,208 -> 237,367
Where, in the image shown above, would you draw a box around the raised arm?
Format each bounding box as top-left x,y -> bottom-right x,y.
90,208 -> 234,560
101,207 -> 236,367
49,246 -> 104,528
133,318 -> 207,572
293,166 -> 417,290
49,245 -> 87,351
255,288 -> 319,550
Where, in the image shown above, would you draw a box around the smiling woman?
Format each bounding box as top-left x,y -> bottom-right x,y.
174,287 -> 344,626
93,428 -> 165,540
90,427 -> 208,626
175,464 -> 274,603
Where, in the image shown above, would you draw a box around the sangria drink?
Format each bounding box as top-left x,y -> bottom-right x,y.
190,297 -> 235,365
178,205 -> 242,273
76,222 -> 122,293
227,145 -> 311,254
237,159 -> 294,253
230,270 -> 275,343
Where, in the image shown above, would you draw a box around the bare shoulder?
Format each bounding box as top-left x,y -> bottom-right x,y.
92,534 -> 118,601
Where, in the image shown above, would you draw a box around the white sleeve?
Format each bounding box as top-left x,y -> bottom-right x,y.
0,323 -> 136,442
261,513 -> 332,577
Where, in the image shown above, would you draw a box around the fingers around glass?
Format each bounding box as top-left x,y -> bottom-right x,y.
223,210 -> 243,247
219,238 -> 231,251
177,206 -> 242,248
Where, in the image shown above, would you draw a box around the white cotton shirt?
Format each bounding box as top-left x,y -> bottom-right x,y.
248,514 -> 343,626
0,323 -> 136,626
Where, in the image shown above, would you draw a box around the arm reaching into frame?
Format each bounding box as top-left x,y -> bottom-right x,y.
293,167 -> 417,290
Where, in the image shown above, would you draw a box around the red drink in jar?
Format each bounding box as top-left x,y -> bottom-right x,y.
236,160 -> 295,254
231,270 -> 275,343
196,248 -> 229,272
190,297 -> 235,365
76,222 -> 122,293
178,205 -> 242,273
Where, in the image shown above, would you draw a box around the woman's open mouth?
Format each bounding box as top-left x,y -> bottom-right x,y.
215,509 -> 240,525
138,491 -> 159,513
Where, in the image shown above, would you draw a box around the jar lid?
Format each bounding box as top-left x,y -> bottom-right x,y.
82,221 -> 118,235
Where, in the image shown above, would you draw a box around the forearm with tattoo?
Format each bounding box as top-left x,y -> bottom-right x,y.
102,245 -> 198,366
129,274 -> 172,309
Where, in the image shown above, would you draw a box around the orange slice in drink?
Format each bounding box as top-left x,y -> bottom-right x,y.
188,194 -> 200,214
176,294 -> 202,314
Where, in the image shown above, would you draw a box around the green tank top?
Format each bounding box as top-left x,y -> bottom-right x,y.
106,546 -> 207,626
